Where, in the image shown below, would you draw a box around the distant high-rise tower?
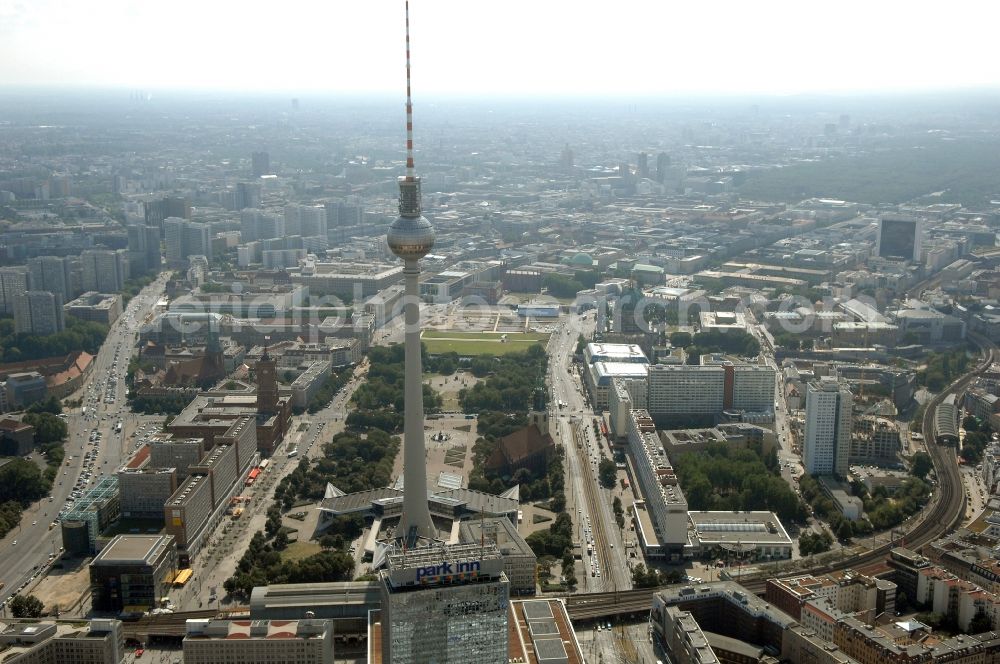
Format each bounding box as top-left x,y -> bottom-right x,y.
145,196 -> 191,229
638,152 -> 649,179
81,249 -> 129,293
559,144 -> 574,170
164,218 -> 213,266
876,215 -> 923,263
14,290 -> 64,335
0,268 -> 28,315
27,256 -> 71,301
251,151 -> 271,178
656,152 -> 670,184
385,0 -> 436,544
803,377 -> 853,476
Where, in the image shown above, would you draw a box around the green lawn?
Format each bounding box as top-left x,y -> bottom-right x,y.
280,540 -> 322,563
423,338 -> 546,356
422,330 -> 549,356
422,330 -> 549,341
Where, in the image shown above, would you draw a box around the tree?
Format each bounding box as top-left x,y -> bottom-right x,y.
910,452 -> 933,480
837,520 -> 854,542
598,459 -> 617,489
10,594 -> 44,618
27,396 -> 62,415
969,609 -> 994,634
22,412 -> 67,445
669,331 -> 693,348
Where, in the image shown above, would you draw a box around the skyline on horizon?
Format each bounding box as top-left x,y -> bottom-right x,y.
2,0 -> 999,97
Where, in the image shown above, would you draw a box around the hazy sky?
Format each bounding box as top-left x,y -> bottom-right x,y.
1,0 -> 997,96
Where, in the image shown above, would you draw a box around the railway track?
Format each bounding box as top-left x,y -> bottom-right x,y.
565,335 -> 997,619
121,607 -> 249,639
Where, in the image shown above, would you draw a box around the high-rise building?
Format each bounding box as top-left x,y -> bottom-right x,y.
638,151 -> 649,179
378,543 -> 510,664
284,204 -> 328,240
876,215 -> 923,262
656,152 -> 670,184
145,196 -> 191,228
803,377 -> 853,476
164,217 -> 212,266
27,255 -> 72,301
0,267 -> 30,314
646,359 -> 774,426
251,151 -> 271,178
235,182 -> 261,210
14,290 -> 65,335
127,224 -> 162,274
81,249 -> 129,293
240,209 -> 285,242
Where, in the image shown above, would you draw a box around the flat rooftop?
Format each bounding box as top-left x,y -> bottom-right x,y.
92,534 -> 174,566
689,511 -> 792,547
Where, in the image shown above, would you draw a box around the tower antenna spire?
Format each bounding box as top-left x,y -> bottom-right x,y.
405,0 -> 415,180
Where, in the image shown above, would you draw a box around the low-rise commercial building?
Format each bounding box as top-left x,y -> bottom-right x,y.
64,291 -> 122,325
0,620 -> 124,664
183,619 -> 333,664
459,518 -> 537,596
89,534 -> 177,612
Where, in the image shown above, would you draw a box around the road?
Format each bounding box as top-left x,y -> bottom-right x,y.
0,274 -> 169,612
546,312 -> 630,593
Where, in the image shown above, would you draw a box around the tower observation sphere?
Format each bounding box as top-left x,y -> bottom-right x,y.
386,177 -> 435,260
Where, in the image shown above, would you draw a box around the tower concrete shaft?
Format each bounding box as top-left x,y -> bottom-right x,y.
397,259 -> 435,542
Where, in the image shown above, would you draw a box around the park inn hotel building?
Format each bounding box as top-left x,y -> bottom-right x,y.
375,543 -> 510,664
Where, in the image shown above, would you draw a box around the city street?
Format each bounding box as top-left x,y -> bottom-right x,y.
0,274 -> 169,613
547,312 -> 631,593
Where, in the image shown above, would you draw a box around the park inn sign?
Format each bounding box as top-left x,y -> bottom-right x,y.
415,560 -> 482,583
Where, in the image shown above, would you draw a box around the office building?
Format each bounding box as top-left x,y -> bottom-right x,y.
145,196 -> 191,228
164,474 -> 213,563
647,359 -> 774,427
0,267 -> 30,314
27,255 -> 72,301
508,599 -> 585,664
64,292 -> 123,325
804,377 -> 853,476
127,223 -> 162,274
240,209 -> 285,243
0,620 -> 124,664
5,371 -> 48,408
148,435 -> 207,480
284,204 -> 327,239
183,619 -> 333,664
118,466 -> 178,519
60,477 -> 120,555
89,534 -> 177,612
627,409 -> 689,560
377,543 -> 509,664
459,518 -> 537,596
14,290 -> 65,335
251,151 -> 271,177
81,249 -> 129,293
164,217 -> 212,265
876,215 -> 923,262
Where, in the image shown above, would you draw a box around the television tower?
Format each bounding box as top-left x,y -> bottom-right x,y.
386,0 -> 436,544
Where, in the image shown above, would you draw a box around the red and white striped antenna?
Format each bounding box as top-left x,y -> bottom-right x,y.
404,0 -> 415,180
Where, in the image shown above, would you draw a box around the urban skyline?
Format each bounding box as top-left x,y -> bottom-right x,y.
1,1 -> 999,95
